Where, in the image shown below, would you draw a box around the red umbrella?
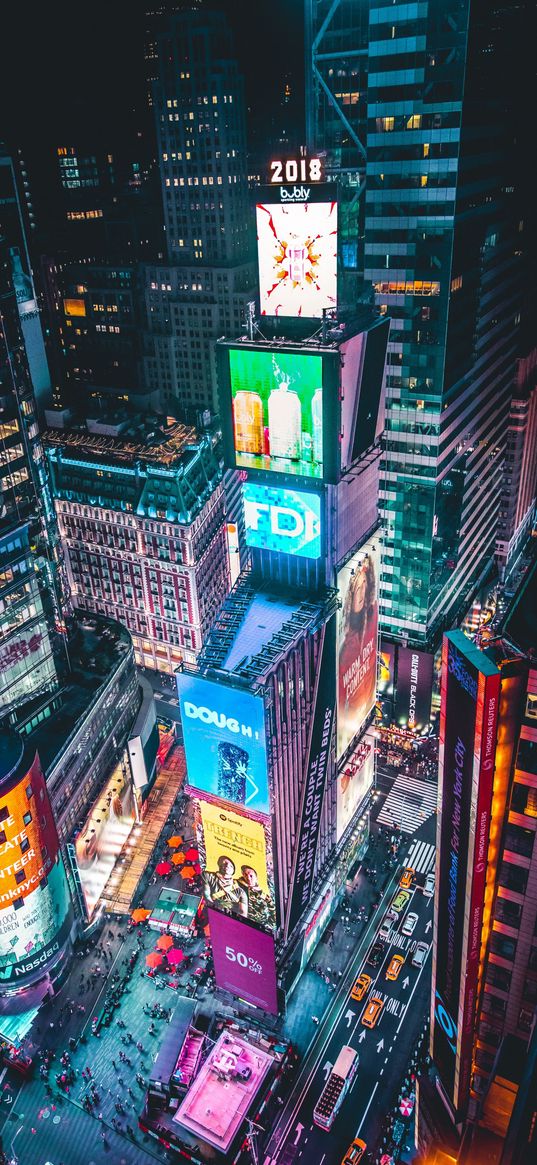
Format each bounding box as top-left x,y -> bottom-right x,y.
156,861 -> 172,876
167,948 -> 184,966
193,862 -> 201,876
156,934 -> 174,951
184,847 -> 199,861
146,951 -> 164,968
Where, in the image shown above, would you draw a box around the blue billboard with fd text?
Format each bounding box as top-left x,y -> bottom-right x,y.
243,481 -> 321,559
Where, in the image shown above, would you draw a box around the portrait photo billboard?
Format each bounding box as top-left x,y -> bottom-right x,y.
336,733 -> 374,843
177,672 -> 269,816
208,908 -> 278,1014
243,481 -> 321,560
337,538 -> 379,759
256,185 -> 337,319
200,802 -> 276,932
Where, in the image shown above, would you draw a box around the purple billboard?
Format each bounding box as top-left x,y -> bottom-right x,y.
395,646 -> 434,734
208,908 -> 278,1015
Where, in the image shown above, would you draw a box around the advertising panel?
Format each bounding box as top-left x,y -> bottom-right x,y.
229,347 -> 324,479
207,908 -> 278,1014
395,647 -> 434,735
75,761 -> 137,919
177,672 -> 269,816
243,481 -> 321,560
378,639 -> 395,700
339,334 -> 366,471
256,185 -> 337,319
286,616 -> 336,937
200,803 -> 276,931
0,752 -> 73,986
432,632 -> 500,1117
337,538 -> 379,759
336,733 -> 374,843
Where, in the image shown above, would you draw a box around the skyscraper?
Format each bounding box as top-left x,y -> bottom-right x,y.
306,0 -> 528,663
142,6 -> 255,415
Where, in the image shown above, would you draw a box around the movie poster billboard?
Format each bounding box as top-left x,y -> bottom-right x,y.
74,762 -> 137,918
199,802 -> 276,931
256,186 -> 337,319
336,732 -> 374,843
207,908 -> 278,1014
229,347 -> 324,479
243,481 -> 322,560
0,752 -> 73,987
285,616 -> 336,937
337,538 -> 379,759
177,672 -> 269,816
395,647 -> 434,735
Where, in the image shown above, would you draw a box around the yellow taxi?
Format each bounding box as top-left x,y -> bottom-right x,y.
386,953 -> 405,981
399,867 -> 415,890
341,1138 -> 367,1164
361,994 -> 384,1029
351,972 -> 372,1001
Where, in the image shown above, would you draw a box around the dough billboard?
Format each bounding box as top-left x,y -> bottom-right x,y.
337,538 -> 379,758
256,186 -> 337,319
199,802 -> 276,932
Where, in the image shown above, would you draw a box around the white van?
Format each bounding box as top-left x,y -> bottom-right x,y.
412,941 -> 428,968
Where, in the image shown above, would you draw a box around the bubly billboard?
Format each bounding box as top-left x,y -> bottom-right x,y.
256,184 -> 337,319
229,347 -> 324,479
200,802 -> 276,931
208,908 -> 278,1014
177,672 -> 269,815
243,481 -> 321,560
337,538 -> 379,759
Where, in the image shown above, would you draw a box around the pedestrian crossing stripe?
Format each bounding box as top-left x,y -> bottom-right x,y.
377,774 -> 438,835
405,839 -> 436,876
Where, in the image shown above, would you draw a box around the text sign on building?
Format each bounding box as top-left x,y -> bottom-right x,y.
395,647 -> 434,735
269,157 -> 324,184
177,672 -> 269,815
432,632 -> 500,1119
208,908 -> 278,1014
243,481 -> 321,560
256,183 -> 337,319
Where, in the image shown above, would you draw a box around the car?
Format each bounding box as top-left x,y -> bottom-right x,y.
401,911 -> 419,936
392,889 -> 411,913
351,972 -> 372,1001
379,917 -> 393,942
341,1138 -> 367,1165
386,953 -> 405,981
385,907 -> 398,924
366,941 -> 384,968
399,867 -> 415,890
423,871 -> 435,897
361,994 -> 385,1029
412,941 -> 428,968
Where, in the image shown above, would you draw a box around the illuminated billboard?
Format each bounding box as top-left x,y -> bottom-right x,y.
200,802 -> 276,931
243,481 -> 321,560
229,347 -> 324,479
208,908 -> 278,1014
75,761 -> 137,918
0,750 -> 73,988
337,538 -> 379,759
336,733 -> 374,843
256,188 -> 337,318
395,647 -> 434,735
432,632 -> 500,1118
177,672 -> 269,816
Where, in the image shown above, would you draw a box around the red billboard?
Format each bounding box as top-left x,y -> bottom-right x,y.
207,908 -> 278,1015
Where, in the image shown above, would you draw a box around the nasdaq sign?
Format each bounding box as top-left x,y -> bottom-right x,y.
243,482 -> 321,559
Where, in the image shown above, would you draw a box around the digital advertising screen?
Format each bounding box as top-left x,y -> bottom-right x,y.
243,481 -> 321,560
207,908 -> 278,1014
395,647 -> 434,735
200,802 -> 276,931
229,347 -> 324,479
337,538 -> 380,759
256,187 -> 337,319
75,763 -> 137,918
336,733 -> 374,843
177,672 -> 269,816
0,752 -> 73,987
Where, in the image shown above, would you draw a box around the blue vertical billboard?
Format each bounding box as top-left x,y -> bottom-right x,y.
176,672 -> 270,816
243,481 -> 321,560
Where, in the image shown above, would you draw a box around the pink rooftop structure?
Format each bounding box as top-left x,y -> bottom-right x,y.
174,1030 -> 273,1152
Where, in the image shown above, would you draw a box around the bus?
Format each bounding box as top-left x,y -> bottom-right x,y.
313,1045 -> 359,1130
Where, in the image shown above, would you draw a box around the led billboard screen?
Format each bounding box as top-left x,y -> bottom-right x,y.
337,538 -> 379,759
243,481 -> 321,560
200,802 -> 276,931
0,752 -> 73,987
336,734 -> 374,843
75,763 -> 137,919
256,189 -> 337,319
395,647 -> 434,735
229,347 -> 324,479
208,908 -> 278,1014
177,672 -> 269,815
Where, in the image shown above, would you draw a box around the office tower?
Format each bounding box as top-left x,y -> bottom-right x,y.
305,1 -> 527,681
495,350 -> 537,582
430,561 -> 537,1130
142,6 -> 255,415
45,414 -> 231,674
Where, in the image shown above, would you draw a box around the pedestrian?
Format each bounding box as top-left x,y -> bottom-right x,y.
312,1015 -> 319,1024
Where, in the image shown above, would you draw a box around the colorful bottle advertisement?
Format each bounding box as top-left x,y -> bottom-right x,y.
229,348 -> 324,479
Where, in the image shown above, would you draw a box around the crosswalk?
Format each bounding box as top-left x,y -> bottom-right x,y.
405,838 -> 436,876
377,774 -> 438,835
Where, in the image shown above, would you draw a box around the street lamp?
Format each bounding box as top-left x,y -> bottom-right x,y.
9,1124 -> 23,1165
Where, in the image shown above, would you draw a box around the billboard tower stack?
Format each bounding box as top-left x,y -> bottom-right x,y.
176,155 -> 390,1008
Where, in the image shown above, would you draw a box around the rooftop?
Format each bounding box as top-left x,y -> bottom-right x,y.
174,1030 -> 273,1153
43,410 -> 199,469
